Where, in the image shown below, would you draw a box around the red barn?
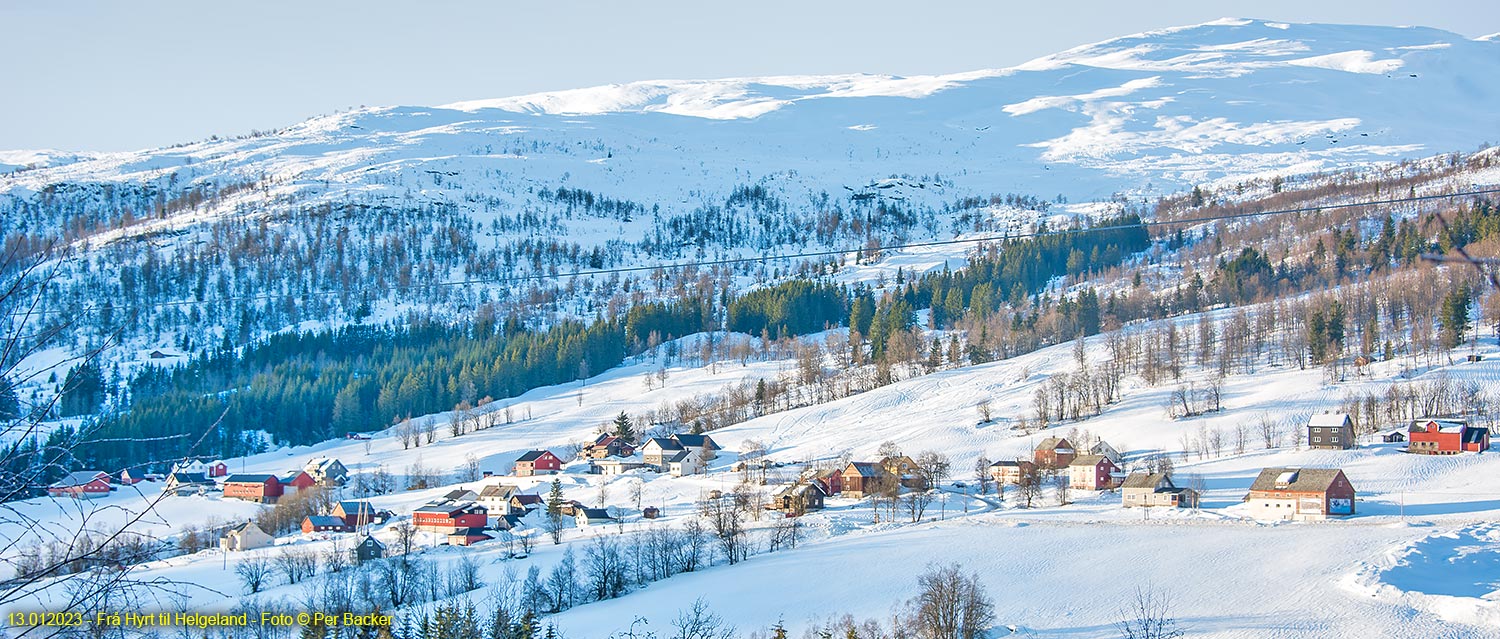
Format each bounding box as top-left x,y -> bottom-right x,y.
514,450 -> 563,476
413,501 -> 489,534
223,474 -> 283,503
1408,419 -> 1490,455
48,471 -> 111,499
206,461 -> 229,478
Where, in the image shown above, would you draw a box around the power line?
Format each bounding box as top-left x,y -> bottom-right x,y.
12,186 -> 1500,318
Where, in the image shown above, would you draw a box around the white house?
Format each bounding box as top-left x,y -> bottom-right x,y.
575,507 -> 616,527
478,484 -> 517,517
666,449 -> 706,477
221,521 -> 273,552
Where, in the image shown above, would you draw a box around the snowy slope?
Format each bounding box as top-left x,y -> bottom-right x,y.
8,311 -> 1500,636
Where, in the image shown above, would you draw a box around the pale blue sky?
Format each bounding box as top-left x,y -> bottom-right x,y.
3,1 -> 1496,152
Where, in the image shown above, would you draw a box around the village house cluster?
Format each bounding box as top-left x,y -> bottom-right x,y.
41,409 -> 1492,571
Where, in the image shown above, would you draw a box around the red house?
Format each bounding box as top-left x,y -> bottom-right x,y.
583,435 -> 636,459
223,474 -> 284,503
514,450 -> 563,477
301,515 -> 352,534
48,471 -> 111,499
206,461 -> 229,478
412,501 -> 489,534
1408,419 -> 1491,455
810,468 -> 843,495
280,471 -> 318,495
1067,455 -> 1121,490
1033,437 -> 1076,470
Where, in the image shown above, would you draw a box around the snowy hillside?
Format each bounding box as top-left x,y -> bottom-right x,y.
2,18 -> 1498,406
8,312 -> 1500,637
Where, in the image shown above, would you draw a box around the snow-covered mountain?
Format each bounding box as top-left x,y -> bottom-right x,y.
8,18 -> 1496,203
2,18 -> 1499,374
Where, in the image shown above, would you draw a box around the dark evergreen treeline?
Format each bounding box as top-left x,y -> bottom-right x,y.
73,300 -> 712,471
727,281 -> 848,339
910,213 -> 1150,334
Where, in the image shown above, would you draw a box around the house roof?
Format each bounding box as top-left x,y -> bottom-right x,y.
1462,427 -> 1489,444
225,474 -> 277,484
511,494 -> 543,505
305,516 -> 346,528
1410,419 -> 1467,434
645,437 -> 684,451
1308,413 -> 1352,427
1068,455 -> 1109,468
336,501 -> 374,514
479,485 -> 516,498
665,450 -> 692,463
1120,472 -> 1172,490
357,534 -> 386,548
51,470 -> 108,488
577,508 -> 613,519
228,521 -> 265,536
1248,467 -> 1348,493
592,434 -> 619,446
989,460 -> 1029,468
1036,437 -> 1072,452
516,450 -> 554,463
443,489 -> 477,500
414,500 -> 487,516
674,434 -> 716,449
168,472 -> 210,485
844,462 -> 882,477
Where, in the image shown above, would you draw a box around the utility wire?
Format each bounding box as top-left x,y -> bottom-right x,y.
13,186 -> 1500,317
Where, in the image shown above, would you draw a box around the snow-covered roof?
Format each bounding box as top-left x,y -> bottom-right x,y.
1308,413 -> 1351,427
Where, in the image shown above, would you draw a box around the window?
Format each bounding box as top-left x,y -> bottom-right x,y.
1313,437 -> 1321,443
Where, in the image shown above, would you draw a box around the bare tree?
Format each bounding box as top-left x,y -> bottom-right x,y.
235,556 -> 273,594
1116,585 -> 1185,639
973,456 -> 992,495
672,597 -> 736,639
903,490 -> 934,523
701,498 -> 747,564
629,478 -> 645,511
584,535 -> 629,601
912,563 -> 995,639
459,453 -> 482,483
976,399 -> 993,424
274,547 -> 318,585
1257,414 -> 1281,449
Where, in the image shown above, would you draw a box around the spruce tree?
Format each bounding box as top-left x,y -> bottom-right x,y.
612,411 -> 634,442
0,377 -> 19,422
